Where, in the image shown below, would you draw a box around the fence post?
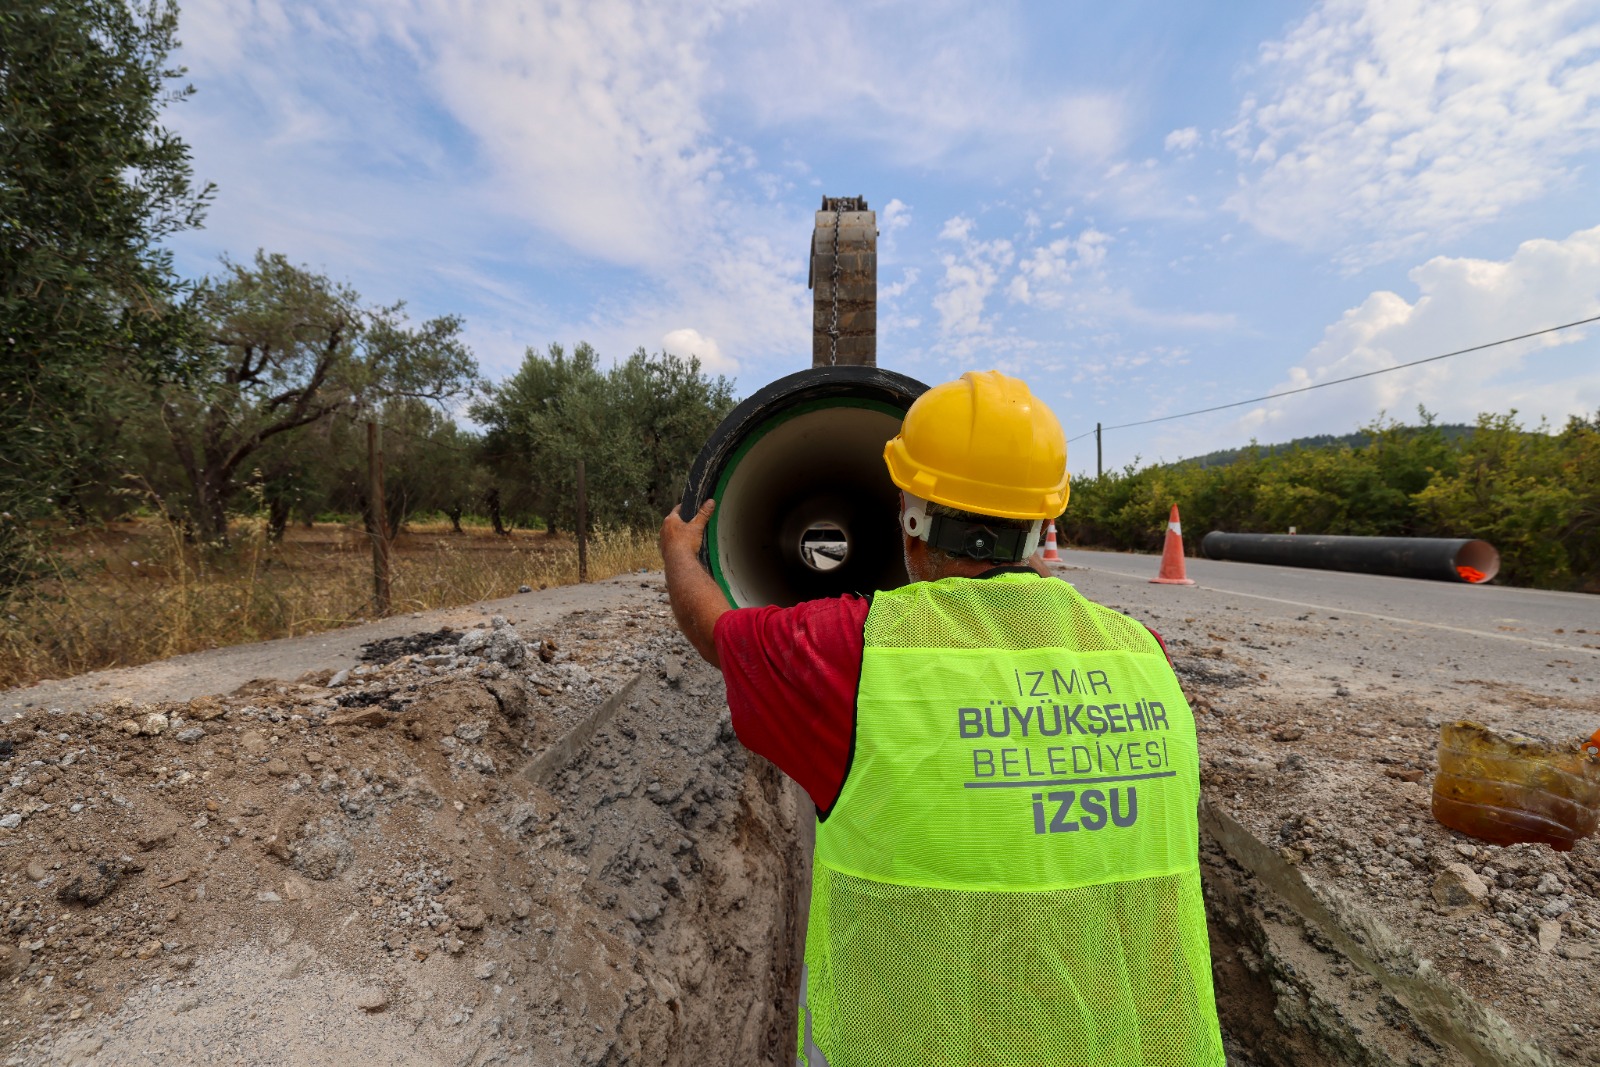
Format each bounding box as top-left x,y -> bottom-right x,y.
576,457 -> 588,584
1096,422 -> 1103,479
367,420 -> 392,615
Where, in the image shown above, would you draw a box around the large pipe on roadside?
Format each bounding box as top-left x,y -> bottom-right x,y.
1200,531 -> 1500,584
679,366 -> 928,608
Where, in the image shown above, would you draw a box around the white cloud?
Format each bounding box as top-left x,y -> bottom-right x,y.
169,0 -> 811,383
1231,223 -> 1600,441
933,216 -> 1014,341
1163,127 -> 1200,153
1225,0 -> 1600,266
1008,229 -> 1111,308
717,2 -> 1132,170
881,198 -> 913,237
661,328 -> 731,373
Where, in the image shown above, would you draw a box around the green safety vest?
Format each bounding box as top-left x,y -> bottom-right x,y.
798,572 -> 1222,1066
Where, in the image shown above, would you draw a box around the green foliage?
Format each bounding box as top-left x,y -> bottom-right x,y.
148,251 -> 481,540
473,344 -> 735,532
1062,411 -> 1598,591
0,0 -> 211,583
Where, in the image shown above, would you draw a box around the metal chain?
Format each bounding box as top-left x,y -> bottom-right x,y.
828,199 -> 842,366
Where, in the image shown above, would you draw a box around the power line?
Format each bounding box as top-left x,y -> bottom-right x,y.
1073,313 -> 1600,441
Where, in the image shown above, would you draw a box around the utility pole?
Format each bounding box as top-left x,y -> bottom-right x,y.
1096,423 -> 1103,479
575,458 -> 588,583
367,420 -> 392,615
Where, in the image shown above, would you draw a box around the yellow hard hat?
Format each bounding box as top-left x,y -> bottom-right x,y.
883,370 -> 1069,520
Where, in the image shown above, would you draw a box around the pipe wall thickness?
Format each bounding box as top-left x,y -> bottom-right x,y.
1199,532 -> 1500,584
681,366 -> 929,609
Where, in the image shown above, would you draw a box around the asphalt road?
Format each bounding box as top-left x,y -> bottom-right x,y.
1045,547 -> 1600,717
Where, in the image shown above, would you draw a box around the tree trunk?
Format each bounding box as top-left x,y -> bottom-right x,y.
485,487 -> 507,536
446,504 -> 463,534
267,496 -> 291,543
196,476 -> 230,546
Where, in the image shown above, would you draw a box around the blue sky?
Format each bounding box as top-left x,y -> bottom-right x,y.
164,0 -> 1600,474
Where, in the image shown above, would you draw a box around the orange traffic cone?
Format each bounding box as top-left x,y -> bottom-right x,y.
1042,520 -> 1061,561
1150,504 -> 1196,586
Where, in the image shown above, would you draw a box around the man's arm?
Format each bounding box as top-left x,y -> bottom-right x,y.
660,498 -> 728,668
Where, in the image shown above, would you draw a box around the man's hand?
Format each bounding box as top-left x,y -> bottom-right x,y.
660,498 -> 716,562
660,499 -> 728,668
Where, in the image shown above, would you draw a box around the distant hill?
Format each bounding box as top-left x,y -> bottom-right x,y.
1176,424 -> 1479,469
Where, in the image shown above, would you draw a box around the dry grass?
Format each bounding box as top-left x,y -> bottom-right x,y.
0,518 -> 662,689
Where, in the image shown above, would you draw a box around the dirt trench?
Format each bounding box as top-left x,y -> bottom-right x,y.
2,578 -> 1594,1064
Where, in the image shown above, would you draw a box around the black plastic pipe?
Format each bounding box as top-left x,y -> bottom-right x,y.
1199,531 -> 1500,584
680,366 -> 929,608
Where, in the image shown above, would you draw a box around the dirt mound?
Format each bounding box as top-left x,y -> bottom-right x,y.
0,589 -> 806,1065
1176,637 -> 1600,1066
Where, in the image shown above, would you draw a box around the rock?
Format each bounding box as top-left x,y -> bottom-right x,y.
1452,842 -> 1478,859
1430,863 -> 1489,909
282,874 -> 313,902
483,627 -> 526,667
456,904 -> 488,931
265,759 -> 292,777
57,861 -> 124,907
1334,685 -> 1351,697
26,860 -> 47,882
663,657 -> 683,686
474,960 -> 497,979
454,722 -> 487,743
1538,920 -> 1563,954
1271,727 -> 1304,742
0,943 -> 30,978
1536,872 -> 1562,895
136,939 -> 162,960
354,986 -> 389,1013
1542,897 -> 1571,918
256,890 -> 282,903
326,707 -> 390,729
458,629 -> 491,655
141,712 -> 169,736
329,668 -> 352,687
1383,767 -> 1425,783
188,699 -> 228,722
293,834 -> 354,881
239,730 -> 270,757
175,727 -> 206,743
491,615 -> 508,629
518,585 -> 532,594
0,813 -> 21,829
135,822 -> 177,851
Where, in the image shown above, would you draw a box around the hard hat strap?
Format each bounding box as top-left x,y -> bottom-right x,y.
926,515 -> 1035,562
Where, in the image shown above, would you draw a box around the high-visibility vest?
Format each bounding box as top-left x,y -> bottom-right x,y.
799,572 -> 1223,1066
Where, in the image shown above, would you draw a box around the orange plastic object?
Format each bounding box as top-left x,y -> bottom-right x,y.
1456,565 -> 1488,583
1431,721 -> 1600,851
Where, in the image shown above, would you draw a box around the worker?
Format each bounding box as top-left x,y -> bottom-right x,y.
661,370 -> 1223,1066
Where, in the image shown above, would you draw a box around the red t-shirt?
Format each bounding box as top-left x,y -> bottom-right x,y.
713,594 -> 870,814
712,578 -> 1172,816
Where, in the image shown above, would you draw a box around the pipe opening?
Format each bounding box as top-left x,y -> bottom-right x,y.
681,366 -> 928,609
799,523 -> 850,572
714,403 -> 906,607
1453,539 -> 1500,583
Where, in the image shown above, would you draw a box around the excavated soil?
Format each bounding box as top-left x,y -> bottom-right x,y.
0,584 -> 806,1065
1,573 -> 1596,1065
1172,634 -> 1600,1066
